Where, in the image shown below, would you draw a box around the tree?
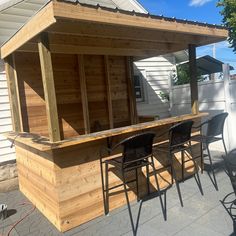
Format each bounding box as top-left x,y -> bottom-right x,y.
218,0 -> 236,52
173,64 -> 205,85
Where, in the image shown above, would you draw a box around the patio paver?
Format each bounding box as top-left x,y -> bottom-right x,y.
0,151 -> 234,236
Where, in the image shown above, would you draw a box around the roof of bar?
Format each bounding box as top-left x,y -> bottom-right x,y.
65,0 -> 225,29
0,0 -> 229,59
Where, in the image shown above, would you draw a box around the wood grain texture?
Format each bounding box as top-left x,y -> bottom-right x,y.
52,1 -> 227,38
14,116 -> 203,232
15,52 -> 49,137
6,113 -> 208,151
38,33 -> 61,142
4,54 -> 23,132
104,55 -> 114,129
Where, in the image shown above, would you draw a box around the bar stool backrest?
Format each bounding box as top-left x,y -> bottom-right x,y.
121,132 -> 156,164
206,112 -> 228,137
169,120 -> 194,148
225,149 -> 236,195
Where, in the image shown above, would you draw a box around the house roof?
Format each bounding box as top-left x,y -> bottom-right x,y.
0,0 -> 146,47
0,0 -> 228,59
178,55 -> 234,75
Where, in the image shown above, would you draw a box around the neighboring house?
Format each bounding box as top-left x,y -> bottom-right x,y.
134,51 -> 189,119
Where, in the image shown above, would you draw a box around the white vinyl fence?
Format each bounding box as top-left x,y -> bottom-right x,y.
170,64 -> 236,151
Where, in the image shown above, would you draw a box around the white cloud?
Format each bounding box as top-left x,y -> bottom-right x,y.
189,0 -> 212,7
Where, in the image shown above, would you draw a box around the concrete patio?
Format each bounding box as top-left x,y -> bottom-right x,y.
0,151 -> 234,236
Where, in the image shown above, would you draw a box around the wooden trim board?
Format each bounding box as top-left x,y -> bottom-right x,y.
6,113 -> 208,151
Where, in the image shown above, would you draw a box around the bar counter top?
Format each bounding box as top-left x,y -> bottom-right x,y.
5,112 -> 208,151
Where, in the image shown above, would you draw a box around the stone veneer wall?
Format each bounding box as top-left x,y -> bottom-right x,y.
0,161 -> 18,192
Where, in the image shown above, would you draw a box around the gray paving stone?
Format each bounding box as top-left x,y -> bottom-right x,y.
0,153 -> 234,236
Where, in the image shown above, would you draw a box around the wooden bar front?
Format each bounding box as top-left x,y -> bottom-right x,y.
7,113 -> 206,232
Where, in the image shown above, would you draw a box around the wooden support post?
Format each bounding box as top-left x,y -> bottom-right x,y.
77,55 -> 90,134
104,56 -> 114,129
189,44 -> 199,114
5,54 -> 23,132
223,63 -> 231,150
38,32 -> 61,142
126,56 -> 138,124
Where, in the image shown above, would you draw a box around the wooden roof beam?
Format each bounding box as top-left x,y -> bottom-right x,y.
48,21 -> 209,45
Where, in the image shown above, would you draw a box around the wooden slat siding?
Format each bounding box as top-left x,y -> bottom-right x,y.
108,56 -> 130,128
77,55 -> 90,134
126,56 -> 137,124
104,55 -> 113,129
189,44 -> 199,114
52,54 -> 84,138
15,145 -> 61,230
13,116 -> 203,232
84,55 -> 109,132
11,52 -> 48,136
4,54 -> 23,132
38,33 -> 61,142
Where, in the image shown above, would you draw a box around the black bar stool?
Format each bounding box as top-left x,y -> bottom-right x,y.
155,120 -> 204,207
192,112 -> 228,190
100,132 -> 166,235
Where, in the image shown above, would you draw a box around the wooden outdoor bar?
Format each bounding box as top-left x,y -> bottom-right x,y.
1,0 -> 228,232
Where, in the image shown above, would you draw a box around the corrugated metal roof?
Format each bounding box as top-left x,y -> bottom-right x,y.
178,55 -> 234,75
0,0 -> 147,46
0,0 -> 48,45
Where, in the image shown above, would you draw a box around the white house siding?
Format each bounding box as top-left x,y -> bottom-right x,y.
134,56 -> 175,119
0,59 -> 15,163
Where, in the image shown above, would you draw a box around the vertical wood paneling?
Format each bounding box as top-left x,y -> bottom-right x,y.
84,55 -> 109,132
77,55 -> 90,134
104,55 -> 114,129
126,56 -> 137,124
52,53 -> 85,138
109,56 -> 130,128
15,52 -> 48,137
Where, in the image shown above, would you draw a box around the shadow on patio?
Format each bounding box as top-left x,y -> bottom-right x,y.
0,150 -> 234,236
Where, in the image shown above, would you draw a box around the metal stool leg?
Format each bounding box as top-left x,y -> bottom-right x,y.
105,162 -> 110,214
146,165 -> 150,195
189,143 -> 204,195
100,159 -> 107,215
181,150 -> 185,181
170,152 -> 183,207
206,144 -> 218,191
151,156 -> 167,221
122,170 -> 135,235
222,137 -> 227,156
135,168 -> 140,201
200,141 -> 204,174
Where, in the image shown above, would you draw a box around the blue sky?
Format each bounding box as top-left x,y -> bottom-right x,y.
138,0 -> 236,73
